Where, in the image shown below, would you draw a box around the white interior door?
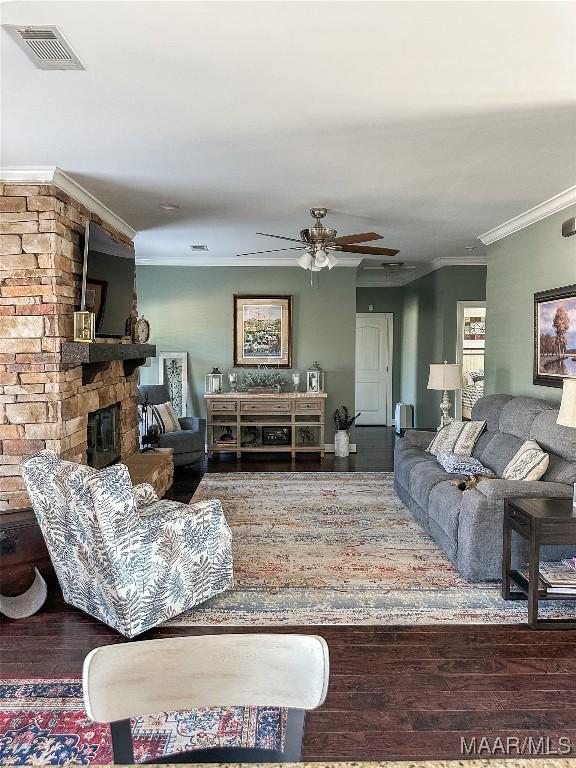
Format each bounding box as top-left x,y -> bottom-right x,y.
355,313 -> 393,426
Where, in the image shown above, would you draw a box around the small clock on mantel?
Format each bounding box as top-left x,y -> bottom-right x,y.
133,315 -> 150,344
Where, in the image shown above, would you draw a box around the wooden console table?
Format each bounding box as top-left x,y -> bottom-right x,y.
205,392 -> 326,459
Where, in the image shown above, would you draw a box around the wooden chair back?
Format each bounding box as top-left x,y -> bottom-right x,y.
83,633 -> 329,764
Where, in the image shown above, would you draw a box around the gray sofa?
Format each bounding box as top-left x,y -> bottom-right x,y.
138,384 -> 206,467
394,394 -> 575,581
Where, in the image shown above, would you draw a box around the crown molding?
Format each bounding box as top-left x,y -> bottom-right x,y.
478,185 -> 576,245
0,166 -> 137,239
356,255 -> 487,287
136,254 -> 363,267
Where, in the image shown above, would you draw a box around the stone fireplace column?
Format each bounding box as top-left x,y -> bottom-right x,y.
0,181 -> 139,514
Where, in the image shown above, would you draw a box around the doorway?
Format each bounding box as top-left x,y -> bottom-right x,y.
355,313 -> 393,426
456,301 -> 486,421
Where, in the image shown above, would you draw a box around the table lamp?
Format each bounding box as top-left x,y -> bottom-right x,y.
427,361 -> 464,431
556,378 -> 576,508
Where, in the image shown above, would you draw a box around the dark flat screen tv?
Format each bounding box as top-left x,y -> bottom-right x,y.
81,222 -> 135,338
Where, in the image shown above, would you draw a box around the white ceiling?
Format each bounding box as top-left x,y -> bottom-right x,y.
2,1 -> 576,279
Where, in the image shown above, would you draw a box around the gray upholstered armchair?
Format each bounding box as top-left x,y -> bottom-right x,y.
138,384 -> 206,467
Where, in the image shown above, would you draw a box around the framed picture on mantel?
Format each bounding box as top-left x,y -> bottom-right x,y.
534,283 -> 576,388
234,295 -> 292,367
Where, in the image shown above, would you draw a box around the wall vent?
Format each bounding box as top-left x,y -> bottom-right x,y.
190,245 -> 209,251
3,25 -> 85,70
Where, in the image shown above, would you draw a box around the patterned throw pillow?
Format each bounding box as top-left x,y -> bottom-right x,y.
150,401 -> 181,433
428,420 -> 486,457
436,452 -> 495,477
502,440 -> 549,481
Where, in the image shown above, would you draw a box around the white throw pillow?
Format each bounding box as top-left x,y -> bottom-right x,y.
150,401 -> 181,433
428,420 -> 486,457
502,440 -> 549,481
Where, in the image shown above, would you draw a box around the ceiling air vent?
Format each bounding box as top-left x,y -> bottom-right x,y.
190,245 -> 209,251
4,25 -> 85,70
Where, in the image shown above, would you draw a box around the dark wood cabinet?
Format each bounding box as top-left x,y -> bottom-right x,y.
0,510 -> 51,594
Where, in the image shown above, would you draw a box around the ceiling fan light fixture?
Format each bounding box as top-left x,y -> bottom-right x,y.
326,252 -> 338,269
297,251 -> 314,270
315,248 -> 328,266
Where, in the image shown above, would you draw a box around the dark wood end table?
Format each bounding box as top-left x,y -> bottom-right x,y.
502,497 -> 576,629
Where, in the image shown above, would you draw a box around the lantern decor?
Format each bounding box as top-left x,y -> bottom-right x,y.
73,310 -> 95,342
205,367 -> 224,394
306,361 -> 324,393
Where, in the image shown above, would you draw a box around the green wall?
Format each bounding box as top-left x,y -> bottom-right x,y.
137,266 -> 357,441
356,268 -> 487,428
401,266 -> 487,428
485,205 -> 576,403
356,287 -> 403,408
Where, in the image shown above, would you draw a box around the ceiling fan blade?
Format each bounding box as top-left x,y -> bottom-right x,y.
332,232 -> 383,245
338,245 -> 400,256
256,232 -> 306,244
236,247 -> 305,256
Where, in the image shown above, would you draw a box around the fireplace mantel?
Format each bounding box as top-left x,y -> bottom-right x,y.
61,342 -> 156,383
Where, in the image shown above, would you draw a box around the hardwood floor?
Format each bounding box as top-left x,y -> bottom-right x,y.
168,425 -> 396,503
2,605 -> 576,761
2,426 -> 575,761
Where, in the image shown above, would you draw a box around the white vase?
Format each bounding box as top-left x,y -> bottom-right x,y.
334,429 -> 350,458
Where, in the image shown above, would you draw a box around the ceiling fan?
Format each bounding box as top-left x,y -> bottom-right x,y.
237,207 -> 400,273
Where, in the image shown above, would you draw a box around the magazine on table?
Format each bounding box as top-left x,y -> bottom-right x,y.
518,563 -> 576,595
539,562 -> 576,587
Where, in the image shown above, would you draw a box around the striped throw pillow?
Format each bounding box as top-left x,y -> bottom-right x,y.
428,420 -> 486,457
503,440 -> 549,481
150,401 -> 181,433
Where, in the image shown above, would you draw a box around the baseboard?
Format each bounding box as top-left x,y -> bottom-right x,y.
324,444 -> 357,453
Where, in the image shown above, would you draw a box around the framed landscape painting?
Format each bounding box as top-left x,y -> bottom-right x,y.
234,295 -> 292,367
534,284 -> 576,388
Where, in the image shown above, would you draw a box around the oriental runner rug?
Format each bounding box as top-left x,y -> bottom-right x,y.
0,679 -> 284,765
168,472 -> 573,626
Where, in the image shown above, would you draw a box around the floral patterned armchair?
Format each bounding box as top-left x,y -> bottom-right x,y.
20,451 -> 233,637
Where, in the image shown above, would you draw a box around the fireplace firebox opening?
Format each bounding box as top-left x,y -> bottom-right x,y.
87,403 -> 121,469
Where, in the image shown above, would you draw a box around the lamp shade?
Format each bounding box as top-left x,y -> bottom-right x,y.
557,378 -> 576,428
427,362 -> 464,391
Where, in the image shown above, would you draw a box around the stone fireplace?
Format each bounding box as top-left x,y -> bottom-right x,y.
0,180 -> 143,514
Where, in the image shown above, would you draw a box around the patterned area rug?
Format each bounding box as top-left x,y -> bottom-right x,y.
168,472 -> 574,625
0,679 -> 285,765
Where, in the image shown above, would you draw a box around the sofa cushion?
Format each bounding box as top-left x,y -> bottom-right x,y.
471,394 -> 514,432
471,430 -> 494,460
478,432 -> 523,476
428,420 -> 486,457
544,454 -> 576,485
409,461 -> 463,509
428,482 -> 464,560
499,397 -> 556,440
531,409 -> 576,485
394,445 -> 435,489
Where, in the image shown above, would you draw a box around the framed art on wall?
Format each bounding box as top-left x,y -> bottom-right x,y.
158,351 -> 188,416
233,295 -> 292,367
534,283 -> 576,388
